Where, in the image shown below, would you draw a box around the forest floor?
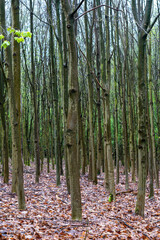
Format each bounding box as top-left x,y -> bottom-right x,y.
0,163 -> 160,240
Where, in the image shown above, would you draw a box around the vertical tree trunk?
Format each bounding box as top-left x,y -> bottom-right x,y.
103,1 -> 115,199
11,0 -> 25,209
97,0 -> 105,174
0,71 -> 9,184
48,0 -> 61,186
55,0 -> 63,176
148,34 -> 159,188
114,11 -> 119,184
62,11 -> 70,192
122,17 -> 129,190
147,41 -> 154,197
132,0 -> 153,217
135,33 -> 148,217
84,0 -> 97,184
0,2 -> 9,183
30,0 -> 40,183
61,0 -> 82,220
95,20 -> 102,175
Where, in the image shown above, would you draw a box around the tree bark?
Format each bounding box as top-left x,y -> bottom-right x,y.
11,0 -> 26,209
61,0 -> 82,220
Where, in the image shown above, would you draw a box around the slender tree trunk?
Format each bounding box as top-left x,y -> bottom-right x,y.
84,0 -> 97,184
0,8 -> 9,184
0,81 -> 9,184
61,0 -> 82,220
148,34 -> 159,188
10,0 -> 26,209
103,0 -> 115,199
135,33 -> 148,217
30,0 -> 40,183
132,0 -> 153,217
62,11 -> 70,193
147,43 -> 154,197
48,0 -> 60,186
95,21 -> 102,175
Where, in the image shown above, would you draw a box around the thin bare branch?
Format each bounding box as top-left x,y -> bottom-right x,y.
76,40 -> 104,91
147,12 -> 160,34
71,0 -> 85,17
20,0 -> 50,26
75,4 -> 123,21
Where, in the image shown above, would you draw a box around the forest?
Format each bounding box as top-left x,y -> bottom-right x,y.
0,0 -> 160,239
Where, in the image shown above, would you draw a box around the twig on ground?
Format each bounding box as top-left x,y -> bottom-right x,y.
109,217 -> 151,240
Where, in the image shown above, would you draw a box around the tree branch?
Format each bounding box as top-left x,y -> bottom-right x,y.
75,4 -> 123,21
20,0 -> 50,26
142,0 -> 153,30
70,0 -> 85,17
147,12 -> 160,34
132,0 -> 140,24
76,40 -> 104,91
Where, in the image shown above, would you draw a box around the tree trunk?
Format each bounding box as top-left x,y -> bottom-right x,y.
11,0 -> 26,209
103,1 -> 115,199
132,0 -> 153,217
61,0 -> 82,220
30,0 -> 40,183
0,3 -> 9,183
48,0 -> 61,186
148,34 -> 159,188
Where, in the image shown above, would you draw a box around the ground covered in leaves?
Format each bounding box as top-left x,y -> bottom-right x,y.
0,164 -> 160,240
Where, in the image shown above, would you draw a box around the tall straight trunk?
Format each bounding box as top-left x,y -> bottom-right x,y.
147,42 -> 154,196
135,33 -> 148,217
148,34 -> 159,188
55,0 -> 63,176
128,76 -> 135,182
132,0 -> 153,217
10,0 -> 25,209
61,0 -> 82,220
122,17 -> 129,190
0,73 -> 9,184
62,11 -> 70,192
97,0 -> 105,172
122,63 -> 129,190
104,0 -> 115,199
30,0 -> 40,183
0,6 -> 9,183
114,11 -> 119,184
128,34 -> 136,182
113,43 -> 119,184
81,115 -> 87,175
84,0 -> 97,184
48,0 -> 60,186
95,21 -> 102,175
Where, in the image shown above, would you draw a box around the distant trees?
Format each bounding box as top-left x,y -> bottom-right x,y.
0,0 -> 159,218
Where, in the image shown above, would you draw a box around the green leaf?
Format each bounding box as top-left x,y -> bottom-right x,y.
1,40 -> 10,49
7,27 -> 15,34
14,37 -> 24,43
14,30 -> 21,37
108,194 -> 113,203
0,34 -> 4,40
21,31 -> 32,38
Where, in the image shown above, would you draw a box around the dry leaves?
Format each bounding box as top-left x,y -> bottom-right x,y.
0,164 -> 159,239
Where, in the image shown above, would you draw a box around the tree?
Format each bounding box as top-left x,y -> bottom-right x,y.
61,0 -> 83,220
0,0 -> 9,184
132,0 -> 153,217
30,0 -> 40,183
